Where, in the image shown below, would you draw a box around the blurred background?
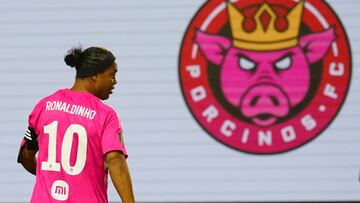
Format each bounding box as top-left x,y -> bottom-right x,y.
0,0 -> 359,202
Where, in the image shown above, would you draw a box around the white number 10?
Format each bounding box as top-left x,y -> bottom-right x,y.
41,121 -> 87,175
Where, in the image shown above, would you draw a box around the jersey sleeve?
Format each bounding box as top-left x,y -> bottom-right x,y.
23,103 -> 42,146
17,102 -> 43,162
101,108 -> 128,157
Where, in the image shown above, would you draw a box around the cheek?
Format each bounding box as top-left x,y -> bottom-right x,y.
103,77 -> 113,85
219,58 -> 253,105
278,59 -> 311,105
97,77 -> 111,91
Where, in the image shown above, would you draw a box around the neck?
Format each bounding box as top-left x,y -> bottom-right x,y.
70,78 -> 96,96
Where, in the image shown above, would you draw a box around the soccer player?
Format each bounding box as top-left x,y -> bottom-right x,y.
17,46 -> 135,203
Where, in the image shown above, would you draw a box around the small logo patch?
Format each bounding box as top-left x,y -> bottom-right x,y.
51,180 -> 69,201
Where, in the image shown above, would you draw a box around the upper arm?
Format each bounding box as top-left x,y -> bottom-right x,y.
17,144 -> 37,163
105,151 -> 126,166
22,145 -> 37,160
101,109 -> 127,157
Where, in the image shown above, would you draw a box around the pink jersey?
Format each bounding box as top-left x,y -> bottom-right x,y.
21,88 -> 127,203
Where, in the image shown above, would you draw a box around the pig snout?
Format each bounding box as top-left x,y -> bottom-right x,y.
240,84 -> 290,126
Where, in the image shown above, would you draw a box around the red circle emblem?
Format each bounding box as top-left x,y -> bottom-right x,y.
179,0 -> 351,154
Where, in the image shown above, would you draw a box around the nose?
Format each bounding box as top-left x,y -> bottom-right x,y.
250,95 -> 280,107
269,95 -> 279,106
256,63 -> 277,81
241,84 -> 290,118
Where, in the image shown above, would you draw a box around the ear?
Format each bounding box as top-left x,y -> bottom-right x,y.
90,75 -> 97,83
195,30 -> 231,65
299,27 -> 336,64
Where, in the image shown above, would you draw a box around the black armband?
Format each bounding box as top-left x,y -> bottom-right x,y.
24,127 -> 38,151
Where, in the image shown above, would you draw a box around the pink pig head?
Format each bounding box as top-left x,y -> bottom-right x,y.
195,28 -> 336,126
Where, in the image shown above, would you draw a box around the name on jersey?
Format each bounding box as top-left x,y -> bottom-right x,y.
45,101 -> 96,120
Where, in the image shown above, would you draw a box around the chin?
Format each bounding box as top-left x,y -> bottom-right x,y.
101,96 -> 110,100
97,94 -> 109,100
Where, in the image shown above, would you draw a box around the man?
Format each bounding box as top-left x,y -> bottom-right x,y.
17,46 -> 135,203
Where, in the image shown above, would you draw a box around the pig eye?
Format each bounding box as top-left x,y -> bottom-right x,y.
275,56 -> 291,70
239,57 -> 256,71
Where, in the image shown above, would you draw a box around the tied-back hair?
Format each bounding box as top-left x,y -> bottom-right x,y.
64,46 -> 116,78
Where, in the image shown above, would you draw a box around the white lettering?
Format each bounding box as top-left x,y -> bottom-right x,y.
259,130 -> 272,146
220,120 -> 236,137
55,101 -> 62,110
46,101 -> 51,111
323,84 -> 338,99
202,105 -> 218,123
329,62 -> 344,76
186,64 -> 201,78
191,86 -> 206,102
301,114 -> 317,131
77,106 -> 86,115
83,108 -> 91,118
89,111 -> 96,119
241,128 -> 250,143
50,101 -> 56,110
281,126 -> 296,143
60,103 -> 67,112
44,101 -> 96,120
65,104 -> 71,113
70,105 -> 77,114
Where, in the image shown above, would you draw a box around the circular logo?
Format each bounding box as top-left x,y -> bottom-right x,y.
179,0 -> 351,154
51,180 -> 69,201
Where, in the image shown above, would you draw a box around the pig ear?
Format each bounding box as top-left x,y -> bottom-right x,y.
195,30 -> 231,65
300,27 -> 336,64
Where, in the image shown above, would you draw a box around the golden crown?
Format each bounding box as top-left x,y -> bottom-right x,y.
227,1 -> 304,51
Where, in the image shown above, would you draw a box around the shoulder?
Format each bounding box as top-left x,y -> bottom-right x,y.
98,101 -> 119,118
32,89 -> 62,112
